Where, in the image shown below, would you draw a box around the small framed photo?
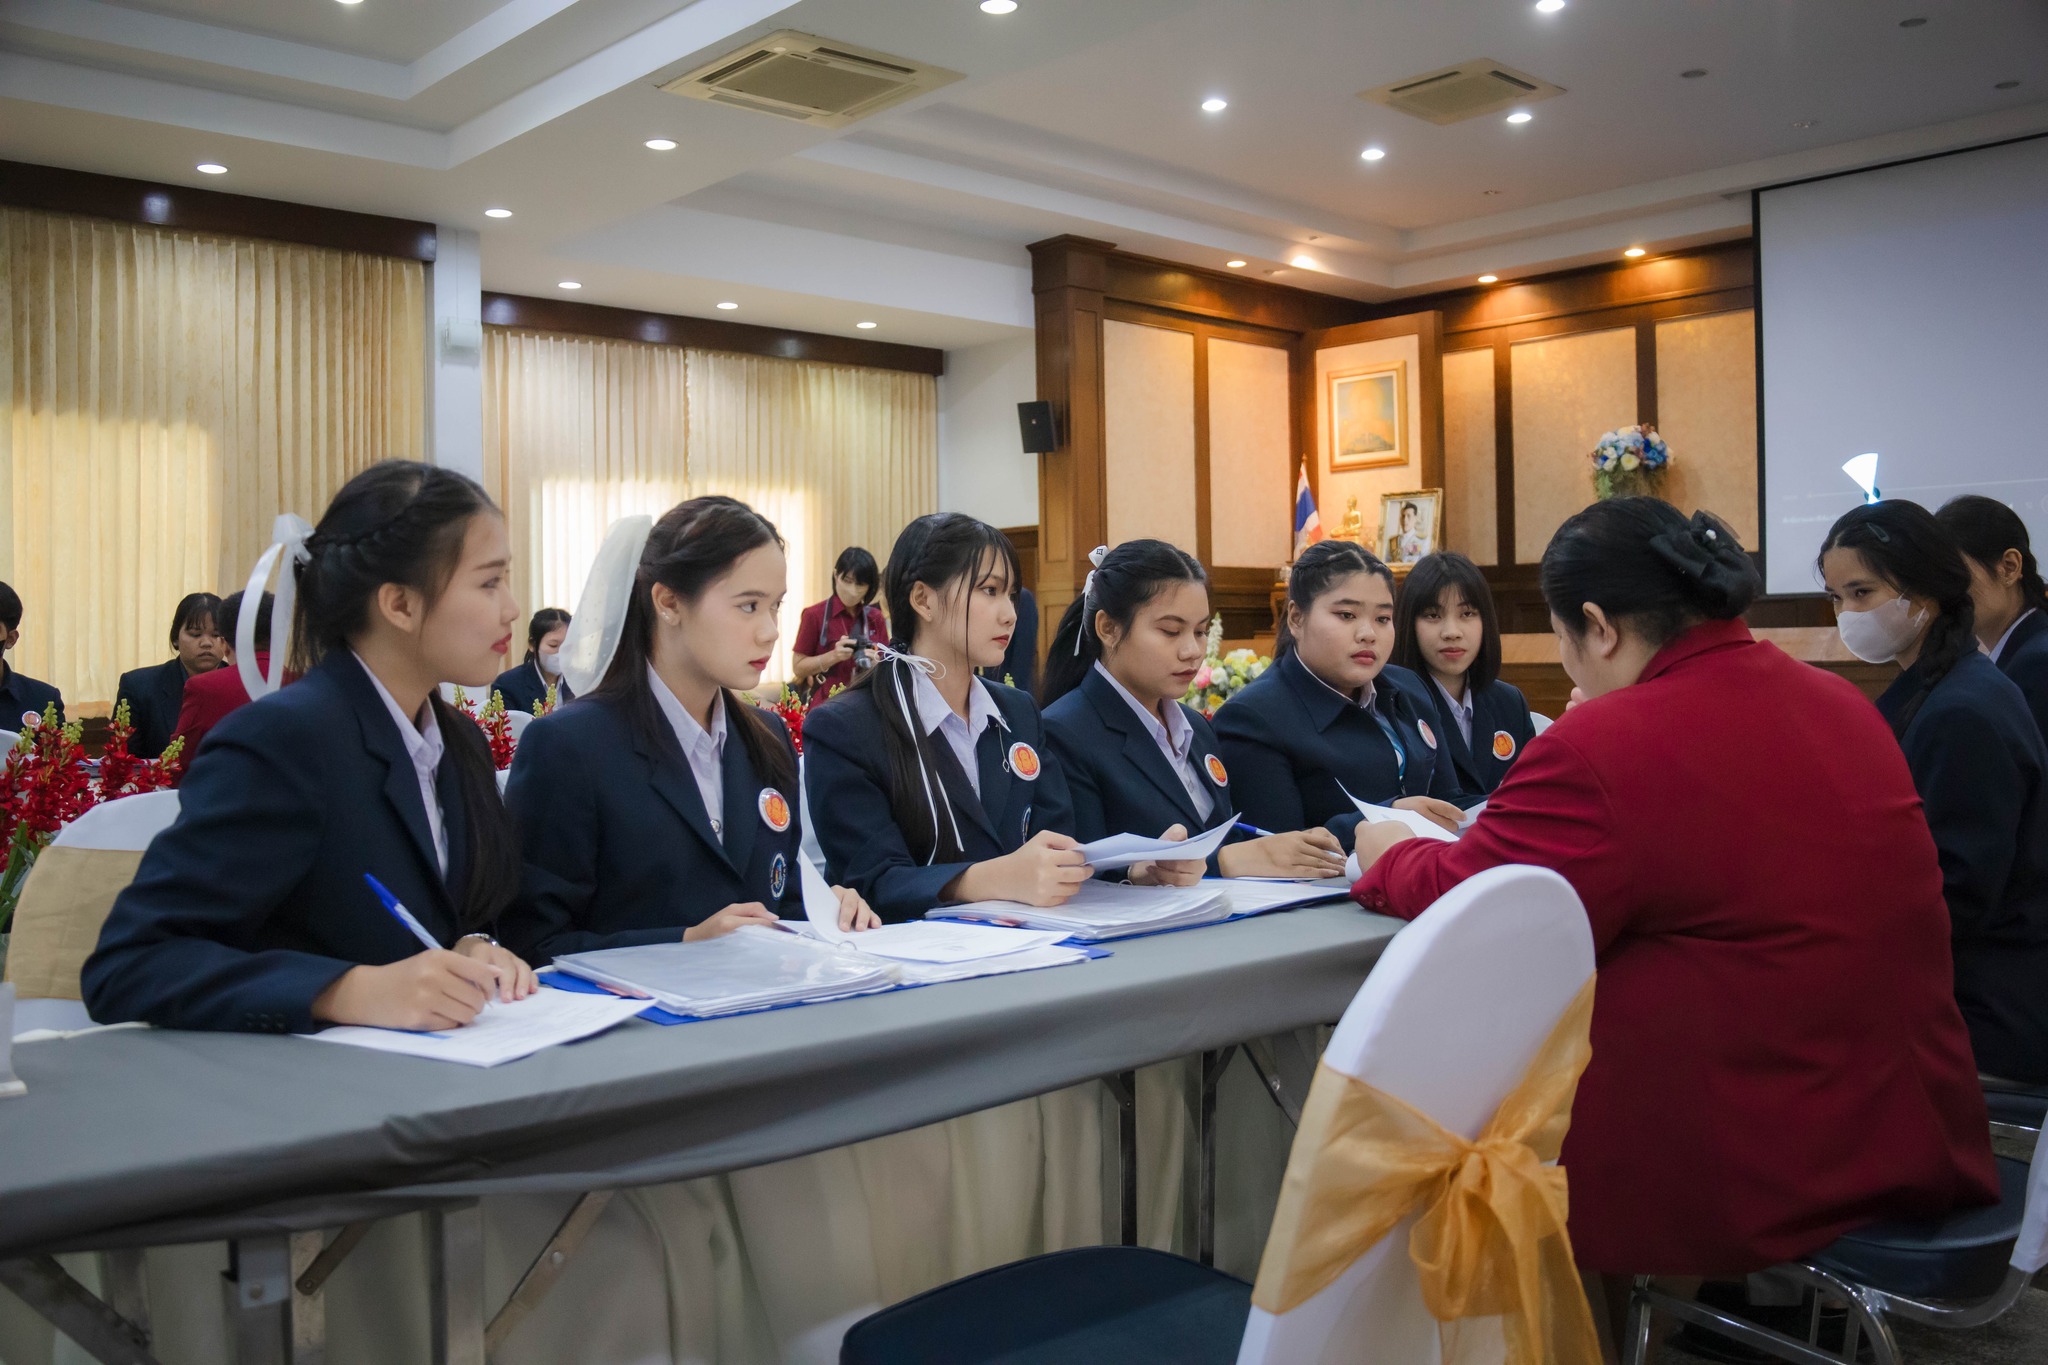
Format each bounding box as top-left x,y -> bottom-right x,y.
1327,361 -> 1408,471
1379,489 -> 1442,567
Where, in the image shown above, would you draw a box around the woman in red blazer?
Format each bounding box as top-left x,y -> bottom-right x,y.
1350,500 -> 1998,1315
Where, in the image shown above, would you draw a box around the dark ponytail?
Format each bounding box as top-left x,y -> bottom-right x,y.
523,608 -> 572,664
1936,495 -> 2048,614
1392,552 -> 1503,689
845,513 -> 1019,865
592,495 -> 797,797
1820,500 -> 1976,737
292,460 -> 519,932
1040,540 -> 1208,705
1277,540 -> 1391,657
1541,497 -> 1757,646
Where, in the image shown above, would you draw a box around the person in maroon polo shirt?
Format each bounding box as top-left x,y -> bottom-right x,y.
792,546 -> 887,697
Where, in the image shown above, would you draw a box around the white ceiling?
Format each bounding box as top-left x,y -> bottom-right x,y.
3,0 -> 2045,351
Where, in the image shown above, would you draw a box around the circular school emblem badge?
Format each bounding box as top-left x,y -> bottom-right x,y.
1492,730 -> 1517,761
758,787 -> 791,832
769,852 -> 788,901
1417,718 -> 1438,750
1008,741 -> 1041,781
1204,753 -> 1229,786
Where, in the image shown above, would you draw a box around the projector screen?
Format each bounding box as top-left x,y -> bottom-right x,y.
1757,135 -> 2048,595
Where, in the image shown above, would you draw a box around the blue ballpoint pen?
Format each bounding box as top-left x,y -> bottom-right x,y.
363,873 -> 441,952
1232,821 -> 1276,838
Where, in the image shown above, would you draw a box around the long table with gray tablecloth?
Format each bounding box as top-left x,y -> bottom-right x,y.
0,903 -> 1399,1260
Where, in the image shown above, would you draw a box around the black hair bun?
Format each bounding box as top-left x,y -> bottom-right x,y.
1647,511 -> 1759,619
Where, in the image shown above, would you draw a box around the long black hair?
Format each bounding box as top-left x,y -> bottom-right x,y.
523,608 -> 571,664
291,460 -> 519,932
1936,495 -> 2048,615
842,512 -> 1019,865
1820,500 -> 1975,737
591,495 -> 798,797
1542,497 -> 1757,646
1277,540 -> 1392,657
1392,552 -> 1502,690
168,592 -> 224,651
1040,540 -> 1208,706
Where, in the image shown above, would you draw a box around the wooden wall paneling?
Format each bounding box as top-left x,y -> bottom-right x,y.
1297,311 -> 1445,558
1409,242 -> 1754,338
1493,342 -> 1516,570
1102,252 -> 1373,335
1030,237 -> 1115,646
482,293 -> 942,375
999,525 -> 1039,595
1193,328 -> 1213,563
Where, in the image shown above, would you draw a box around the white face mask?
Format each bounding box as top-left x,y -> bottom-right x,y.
538,649 -> 562,676
1836,595 -> 1928,664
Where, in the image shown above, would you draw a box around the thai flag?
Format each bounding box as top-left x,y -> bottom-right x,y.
1293,461 -> 1326,559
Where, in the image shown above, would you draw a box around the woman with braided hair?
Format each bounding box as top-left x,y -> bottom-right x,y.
1822,499 -> 2048,1082
1350,497 -> 1997,1337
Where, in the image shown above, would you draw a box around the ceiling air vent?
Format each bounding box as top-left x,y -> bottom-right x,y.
660,30 -> 961,128
1358,59 -> 1564,125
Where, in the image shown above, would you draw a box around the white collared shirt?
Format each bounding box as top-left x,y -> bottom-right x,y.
1431,675 -> 1475,748
649,667 -> 728,841
353,654 -> 448,877
911,668 -> 1007,798
1094,662 -> 1212,821
1990,607 -> 2038,664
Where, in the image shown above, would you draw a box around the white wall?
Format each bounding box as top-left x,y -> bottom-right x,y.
938,334 -> 1039,527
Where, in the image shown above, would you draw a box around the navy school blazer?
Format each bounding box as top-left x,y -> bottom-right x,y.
82,651 -> 478,1034
803,676 -> 1074,922
499,692 -> 803,963
114,656 -> 191,759
1881,647 -> 2048,1082
1418,675 -> 1538,797
1042,666 -> 1243,875
1212,650 -> 1473,851
1995,608 -> 2048,746
0,663 -> 63,728
491,659 -> 575,718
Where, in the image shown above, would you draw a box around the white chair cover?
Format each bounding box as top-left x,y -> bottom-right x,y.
1236,864 -> 1596,1365
506,709 -> 535,739
798,756 -> 825,869
2015,1121 -> 2048,1275
1529,712 -> 1553,735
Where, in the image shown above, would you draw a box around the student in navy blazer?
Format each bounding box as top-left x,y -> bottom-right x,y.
492,607 -> 574,717
1214,541 -> 1471,852
83,462 -> 536,1034
1039,540 -> 1346,881
1940,494 -> 2048,743
804,513 -> 1088,922
1391,552 -> 1537,796
501,497 -> 872,963
1825,500 -> 2048,1081
0,580 -> 64,726
115,592 -> 225,758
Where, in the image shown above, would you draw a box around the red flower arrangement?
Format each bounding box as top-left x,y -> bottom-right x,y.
767,683 -> 839,756
450,685 -> 556,772
0,701 -> 184,932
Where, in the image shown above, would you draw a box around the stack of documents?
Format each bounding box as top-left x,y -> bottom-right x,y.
795,859 -> 1093,983
553,926 -> 899,1018
1217,879 -> 1352,916
305,989 -> 647,1067
928,879 -> 1234,942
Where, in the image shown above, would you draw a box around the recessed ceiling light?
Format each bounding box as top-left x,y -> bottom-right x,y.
484,208 -> 513,219
716,301 -> 739,310
1225,259 -> 1247,268
196,163 -> 227,175
1535,0 -> 1565,12
1623,247 -> 1647,258
1360,146 -> 1386,161
335,0 -> 362,6
1995,80 -> 2021,90
1201,97 -> 1228,113
1505,111 -> 1533,125
1898,16 -> 1926,27
1289,254 -> 1316,269
557,281 -> 581,290
980,0 -> 1017,12
1478,274 -> 1498,284
856,321 -> 878,329
1681,68 -> 1708,79
644,138 -> 677,151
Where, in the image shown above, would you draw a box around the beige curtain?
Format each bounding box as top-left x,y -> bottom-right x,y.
483,328 -> 937,684
0,208 -> 425,707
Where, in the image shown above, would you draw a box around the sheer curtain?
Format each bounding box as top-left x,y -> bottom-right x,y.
482,328 -> 937,683
0,208 -> 425,706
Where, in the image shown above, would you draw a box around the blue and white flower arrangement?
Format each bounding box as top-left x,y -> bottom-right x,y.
1590,423 -> 1671,500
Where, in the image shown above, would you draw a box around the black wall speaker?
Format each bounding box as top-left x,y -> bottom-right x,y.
1017,400 -> 1058,454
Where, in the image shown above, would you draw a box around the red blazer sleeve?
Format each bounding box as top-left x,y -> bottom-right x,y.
1352,728 -> 1636,953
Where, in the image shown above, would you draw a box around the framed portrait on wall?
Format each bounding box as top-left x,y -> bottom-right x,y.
1327,361 -> 1408,470
1379,489 -> 1442,567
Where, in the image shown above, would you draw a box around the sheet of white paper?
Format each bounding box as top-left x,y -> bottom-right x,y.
1074,819 -> 1233,872
1351,799 -> 1460,843
1458,800 -> 1486,830
800,854 -> 850,943
835,921 -> 1071,964
303,989 -> 645,1067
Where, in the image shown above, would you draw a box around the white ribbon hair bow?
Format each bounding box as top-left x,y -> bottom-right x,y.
1073,544 -> 1110,655
237,513 -> 313,701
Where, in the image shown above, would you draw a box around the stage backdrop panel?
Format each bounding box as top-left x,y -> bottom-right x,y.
1441,347 -> 1498,566
1655,310 -> 1759,547
1205,337 -> 1292,570
1103,320 -> 1197,550
1510,328 -> 1636,564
